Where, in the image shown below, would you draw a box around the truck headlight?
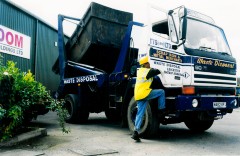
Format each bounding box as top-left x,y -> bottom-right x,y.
192,99 -> 198,108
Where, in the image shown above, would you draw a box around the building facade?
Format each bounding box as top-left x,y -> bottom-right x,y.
0,1 -> 66,92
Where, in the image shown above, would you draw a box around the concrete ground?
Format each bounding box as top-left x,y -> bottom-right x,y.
1,109 -> 240,156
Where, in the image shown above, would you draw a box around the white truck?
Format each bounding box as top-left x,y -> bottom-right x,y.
54,3 -> 238,137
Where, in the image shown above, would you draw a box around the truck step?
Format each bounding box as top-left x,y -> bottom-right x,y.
109,95 -> 123,103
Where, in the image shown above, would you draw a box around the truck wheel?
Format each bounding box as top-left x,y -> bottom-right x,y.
64,94 -> 89,123
184,119 -> 214,132
105,108 -> 121,122
127,97 -> 159,138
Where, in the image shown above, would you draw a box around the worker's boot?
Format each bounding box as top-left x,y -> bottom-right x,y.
131,131 -> 141,142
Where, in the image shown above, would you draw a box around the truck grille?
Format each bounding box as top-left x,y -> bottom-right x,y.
194,72 -> 236,87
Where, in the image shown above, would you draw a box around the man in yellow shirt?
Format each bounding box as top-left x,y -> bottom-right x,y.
131,56 -> 165,141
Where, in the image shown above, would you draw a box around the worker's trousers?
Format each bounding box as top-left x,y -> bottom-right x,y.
134,89 -> 165,133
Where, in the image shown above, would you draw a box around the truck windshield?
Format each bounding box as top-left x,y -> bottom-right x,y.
184,18 -> 231,54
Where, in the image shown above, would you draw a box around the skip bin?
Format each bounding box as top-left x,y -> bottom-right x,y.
53,2 -> 133,74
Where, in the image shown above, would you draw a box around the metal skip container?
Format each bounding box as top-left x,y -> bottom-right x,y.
53,2 -> 133,74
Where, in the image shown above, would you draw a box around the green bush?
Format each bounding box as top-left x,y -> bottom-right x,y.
0,61 -> 69,142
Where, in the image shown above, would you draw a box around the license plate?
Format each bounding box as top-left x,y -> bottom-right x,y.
213,102 -> 226,108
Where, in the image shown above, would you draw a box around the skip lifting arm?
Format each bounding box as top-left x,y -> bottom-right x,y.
57,15 -> 83,97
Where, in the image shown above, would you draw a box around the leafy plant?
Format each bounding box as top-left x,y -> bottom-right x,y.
48,99 -> 70,133
0,60 -> 69,141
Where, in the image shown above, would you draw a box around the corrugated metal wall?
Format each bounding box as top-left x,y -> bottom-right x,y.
35,22 -> 59,91
0,1 -> 64,92
0,1 -> 36,72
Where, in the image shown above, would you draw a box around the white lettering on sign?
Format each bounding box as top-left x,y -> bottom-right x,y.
64,78 -> 75,84
64,75 -> 98,84
76,75 -> 98,83
0,25 -> 31,59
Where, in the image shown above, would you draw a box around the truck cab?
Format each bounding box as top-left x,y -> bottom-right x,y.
136,5 -> 236,89
127,6 -> 238,136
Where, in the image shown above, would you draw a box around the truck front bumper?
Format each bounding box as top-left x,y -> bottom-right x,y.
176,95 -> 239,111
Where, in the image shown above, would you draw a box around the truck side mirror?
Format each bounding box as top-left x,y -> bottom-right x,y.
178,7 -> 187,40
179,18 -> 187,40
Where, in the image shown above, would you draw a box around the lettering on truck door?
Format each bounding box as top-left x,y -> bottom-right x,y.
149,46 -> 183,86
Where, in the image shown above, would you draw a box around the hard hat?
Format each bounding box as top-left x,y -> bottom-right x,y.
139,56 -> 149,65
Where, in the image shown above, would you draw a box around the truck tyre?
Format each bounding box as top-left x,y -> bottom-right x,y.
127,97 -> 159,138
64,94 -> 89,123
184,119 -> 214,132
